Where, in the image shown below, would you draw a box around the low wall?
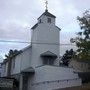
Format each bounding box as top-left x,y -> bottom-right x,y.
30,78 -> 81,90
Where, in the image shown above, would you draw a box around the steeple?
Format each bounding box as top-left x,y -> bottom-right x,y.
45,0 -> 48,12
31,0 -> 57,29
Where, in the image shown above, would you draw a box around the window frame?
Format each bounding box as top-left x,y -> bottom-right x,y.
42,56 -> 55,65
47,18 -> 51,23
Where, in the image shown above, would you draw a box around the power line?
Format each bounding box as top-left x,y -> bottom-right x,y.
0,40 -> 76,46
0,40 -> 30,44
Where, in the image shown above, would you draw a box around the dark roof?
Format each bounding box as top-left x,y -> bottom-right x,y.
31,23 -> 38,29
55,26 -> 61,31
38,10 -> 56,19
31,11 -> 56,30
21,67 -> 35,73
40,51 -> 57,57
22,45 -> 32,52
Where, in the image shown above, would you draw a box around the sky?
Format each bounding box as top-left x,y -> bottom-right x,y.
0,0 -> 90,62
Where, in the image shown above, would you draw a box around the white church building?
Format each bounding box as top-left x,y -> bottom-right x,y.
2,9 -> 81,90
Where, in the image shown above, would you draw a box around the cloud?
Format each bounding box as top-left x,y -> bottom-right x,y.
0,23 -> 31,41
0,42 -> 29,59
0,0 -> 90,59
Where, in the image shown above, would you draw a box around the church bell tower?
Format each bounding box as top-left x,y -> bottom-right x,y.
30,0 -> 61,67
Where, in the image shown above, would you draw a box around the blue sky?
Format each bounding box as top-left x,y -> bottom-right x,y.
0,0 -> 90,62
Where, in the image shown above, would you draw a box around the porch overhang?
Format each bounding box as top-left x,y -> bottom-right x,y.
21,67 -> 35,74
40,51 -> 57,58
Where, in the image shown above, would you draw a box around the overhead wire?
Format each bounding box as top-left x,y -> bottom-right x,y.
0,40 -> 76,46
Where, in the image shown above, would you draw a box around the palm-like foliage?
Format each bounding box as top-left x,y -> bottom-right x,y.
5,49 -> 22,60
76,10 -> 90,61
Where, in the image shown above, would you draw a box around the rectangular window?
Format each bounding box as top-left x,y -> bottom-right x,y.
47,18 -> 51,23
42,56 -> 54,65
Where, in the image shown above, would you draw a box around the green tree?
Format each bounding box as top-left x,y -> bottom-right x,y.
4,49 -> 22,76
61,49 -> 75,66
5,49 -> 22,60
75,10 -> 90,61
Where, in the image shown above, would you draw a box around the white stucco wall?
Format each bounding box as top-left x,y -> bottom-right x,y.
28,65 -> 81,90
11,46 -> 32,75
32,19 -> 59,45
1,63 -> 5,77
0,63 -> 2,77
31,15 -> 60,67
29,79 -> 81,90
1,62 -> 8,77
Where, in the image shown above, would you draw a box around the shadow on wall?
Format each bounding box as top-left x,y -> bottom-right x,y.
78,72 -> 90,83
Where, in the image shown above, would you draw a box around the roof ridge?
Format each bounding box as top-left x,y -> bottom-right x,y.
38,11 -> 56,20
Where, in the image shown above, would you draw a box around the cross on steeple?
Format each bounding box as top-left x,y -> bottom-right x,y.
45,0 -> 48,11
